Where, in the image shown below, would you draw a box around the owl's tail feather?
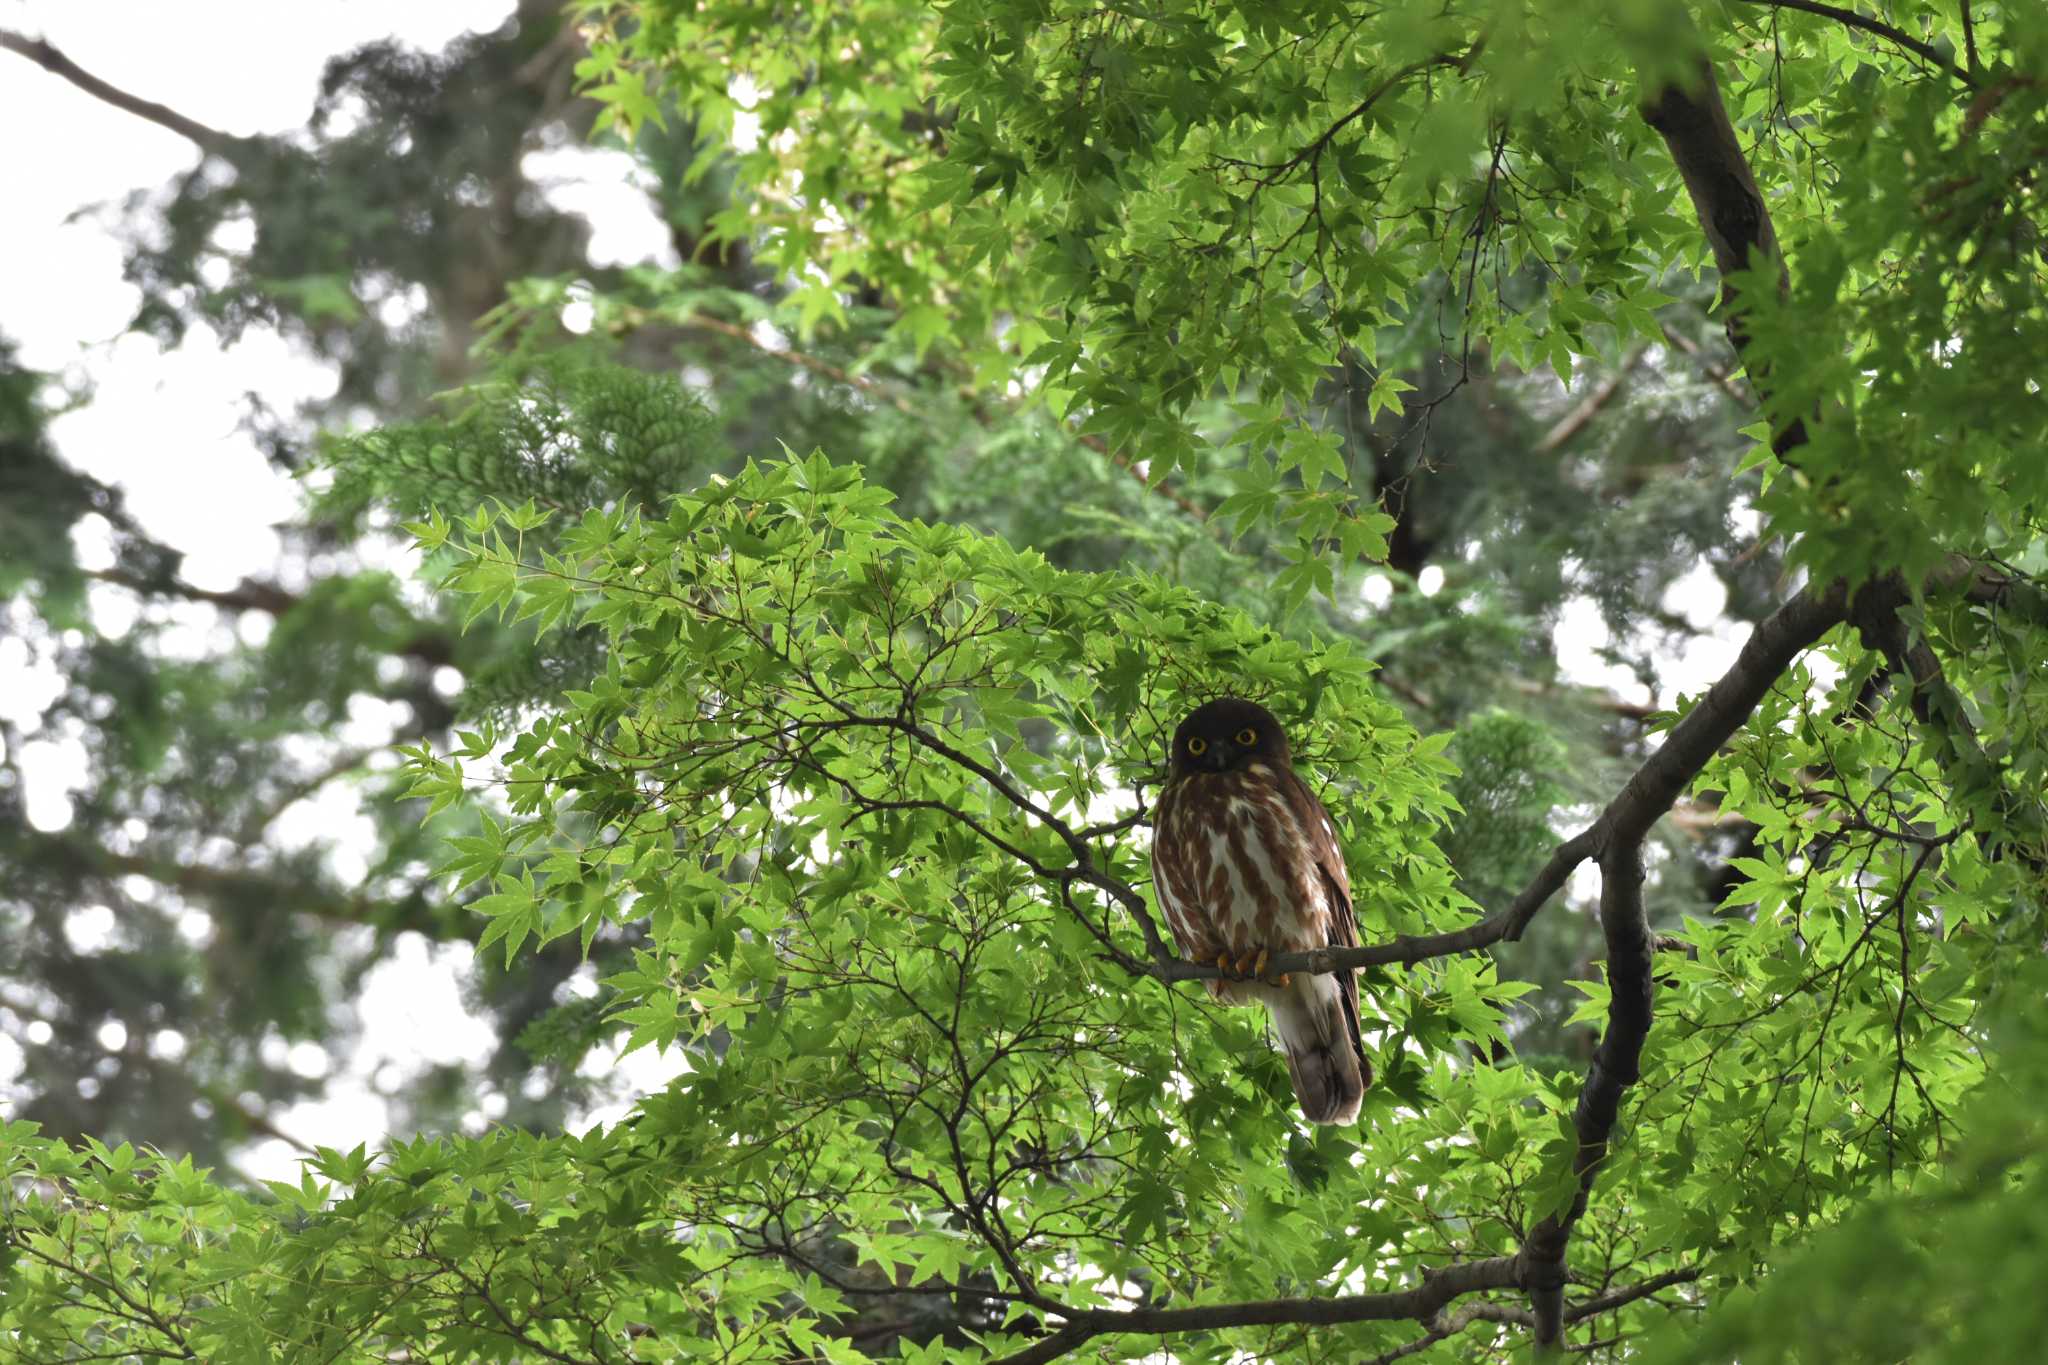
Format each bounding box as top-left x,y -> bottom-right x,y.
1269,976 -> 1369,1126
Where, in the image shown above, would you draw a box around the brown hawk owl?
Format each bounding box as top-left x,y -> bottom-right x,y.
1150,698 -> 1370,1125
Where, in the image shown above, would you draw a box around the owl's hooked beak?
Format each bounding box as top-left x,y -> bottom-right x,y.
1190,744 -> 1232,774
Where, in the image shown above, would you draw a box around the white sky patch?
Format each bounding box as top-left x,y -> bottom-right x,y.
751,318 -> 791,354
373,280 -> 432,332
1651,562 -> 1750,709
85,581 -> 142,641
350,526 -> 427,580
1550,595 -> 1650,709
561,289 -> 596,335
235,609 -> 274,648
727,74 -> 765,153
574,1034 -> 693,1133
240,1075 -> 394,1184
62,904 -> 119,954
522,145 -> 683,270
1660,560 -> 1726,629
1416,564 -> 1445,597
17,735 -> 90,832
288,1040 -> 332,1079
1360,573 -> 1393,610
0,1033 -> 25,1100
149,599 -> 242,663
69,513 -> 118,572
354,934 -> 498,1070
271,776 -> 380,887
0,632 -> 66,730
1805,647 -> 1846,695
42,328 -> 317,591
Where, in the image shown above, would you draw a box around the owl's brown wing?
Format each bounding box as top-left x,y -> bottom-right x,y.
1149,777 -> 1214,964
1281,769 -> 1369,1080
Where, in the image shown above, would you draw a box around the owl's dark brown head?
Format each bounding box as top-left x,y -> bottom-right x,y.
1167,697 -> 1292,778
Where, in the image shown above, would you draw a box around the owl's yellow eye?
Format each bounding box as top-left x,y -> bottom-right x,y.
1235,727 -> 1258,746
1186,737 -> 1208,756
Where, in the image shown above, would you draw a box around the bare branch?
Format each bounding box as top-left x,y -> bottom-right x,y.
1656,321 -> 1752,408
0,28 -> 236,152
1533,346 -> 1648,456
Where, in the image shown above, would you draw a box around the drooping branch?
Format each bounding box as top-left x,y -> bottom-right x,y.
1730,1 -> 1976,87
0,28 -> 237,152
63,842 -> 460,939
1222,52 -> 1474,187
1656,321 -> 1752,409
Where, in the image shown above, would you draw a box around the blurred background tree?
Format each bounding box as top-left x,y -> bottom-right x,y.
1,0 -> 1769,1181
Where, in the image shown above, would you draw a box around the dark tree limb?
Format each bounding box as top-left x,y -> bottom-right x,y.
0,28 -> 237,152
1639,68 -> 1809,459
1512,580 -> 1860,1342
989,1261 -> 1700,1365
1731,1 -> 1976,87
988,1256 -> 1523,1365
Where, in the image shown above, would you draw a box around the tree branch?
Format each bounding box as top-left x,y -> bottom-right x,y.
86,566 -> 459,668
988,1256 -> 1523,1365
1503,585 -> 1856,1342
988,1259 -> 1698,1365
1640,65 -> 1807,458
1532,346 -> 1648,456
0,28 -> 236,152
1731,1 -> 1975,87
1656,321 -> 1752,409
1567,1266 -> 1701,1318
1850,576 -> 2048,865
66,842 -> 460,939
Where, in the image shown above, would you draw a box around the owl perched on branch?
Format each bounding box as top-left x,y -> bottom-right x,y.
1151,698 -> 1370,1125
